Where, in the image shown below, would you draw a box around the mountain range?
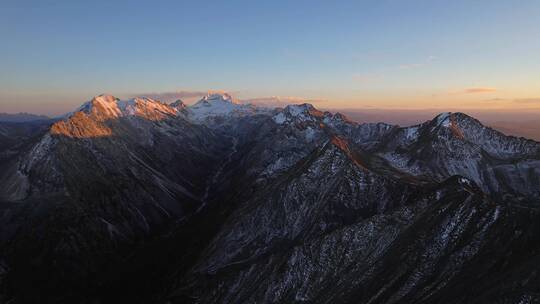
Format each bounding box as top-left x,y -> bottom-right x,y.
0,112 -> 51,123
0,93 -> 539,303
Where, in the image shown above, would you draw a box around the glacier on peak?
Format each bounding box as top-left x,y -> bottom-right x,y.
198,92 -> 238,104
187,93 -> 268,122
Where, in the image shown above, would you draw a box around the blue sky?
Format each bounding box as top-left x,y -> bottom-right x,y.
1,0 -> 540,114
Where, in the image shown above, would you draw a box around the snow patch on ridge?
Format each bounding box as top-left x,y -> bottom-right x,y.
405,126 -> 419,140
436,112 -> 452,127
273,112 -> 287,124
288,104 -> 309,116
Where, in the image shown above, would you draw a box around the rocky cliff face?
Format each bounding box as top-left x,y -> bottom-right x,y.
0,94 -> 539,303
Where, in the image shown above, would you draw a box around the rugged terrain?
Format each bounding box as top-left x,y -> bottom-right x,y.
0,93 -> 539,303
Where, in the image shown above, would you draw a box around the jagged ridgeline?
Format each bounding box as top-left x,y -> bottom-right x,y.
0,93 -> 539,303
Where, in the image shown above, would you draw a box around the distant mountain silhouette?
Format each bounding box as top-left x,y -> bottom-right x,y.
0,112 -> 50,122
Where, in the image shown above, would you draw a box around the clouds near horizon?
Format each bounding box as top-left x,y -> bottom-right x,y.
243,96 -> 326,107
128,90 -> 326,108
130,90 -> 237,104
464,87 -> 498,94
513,98 -> 540,104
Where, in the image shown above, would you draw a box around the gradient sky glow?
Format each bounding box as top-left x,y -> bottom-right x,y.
1,0 -> 540,115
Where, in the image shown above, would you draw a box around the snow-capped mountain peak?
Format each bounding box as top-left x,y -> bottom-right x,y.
412,112 -> 467,140
122,97 -> 177,119
431,112 -> 479,131
78,94 -> 122,118
272,103 -> 324,124
75,95 -> 177,121
187,93 -> 267,123
196,92 -> 238,105
50,95 -> 181,138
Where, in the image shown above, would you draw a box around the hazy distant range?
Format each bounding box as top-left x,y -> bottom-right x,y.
1,109 -> 539,141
